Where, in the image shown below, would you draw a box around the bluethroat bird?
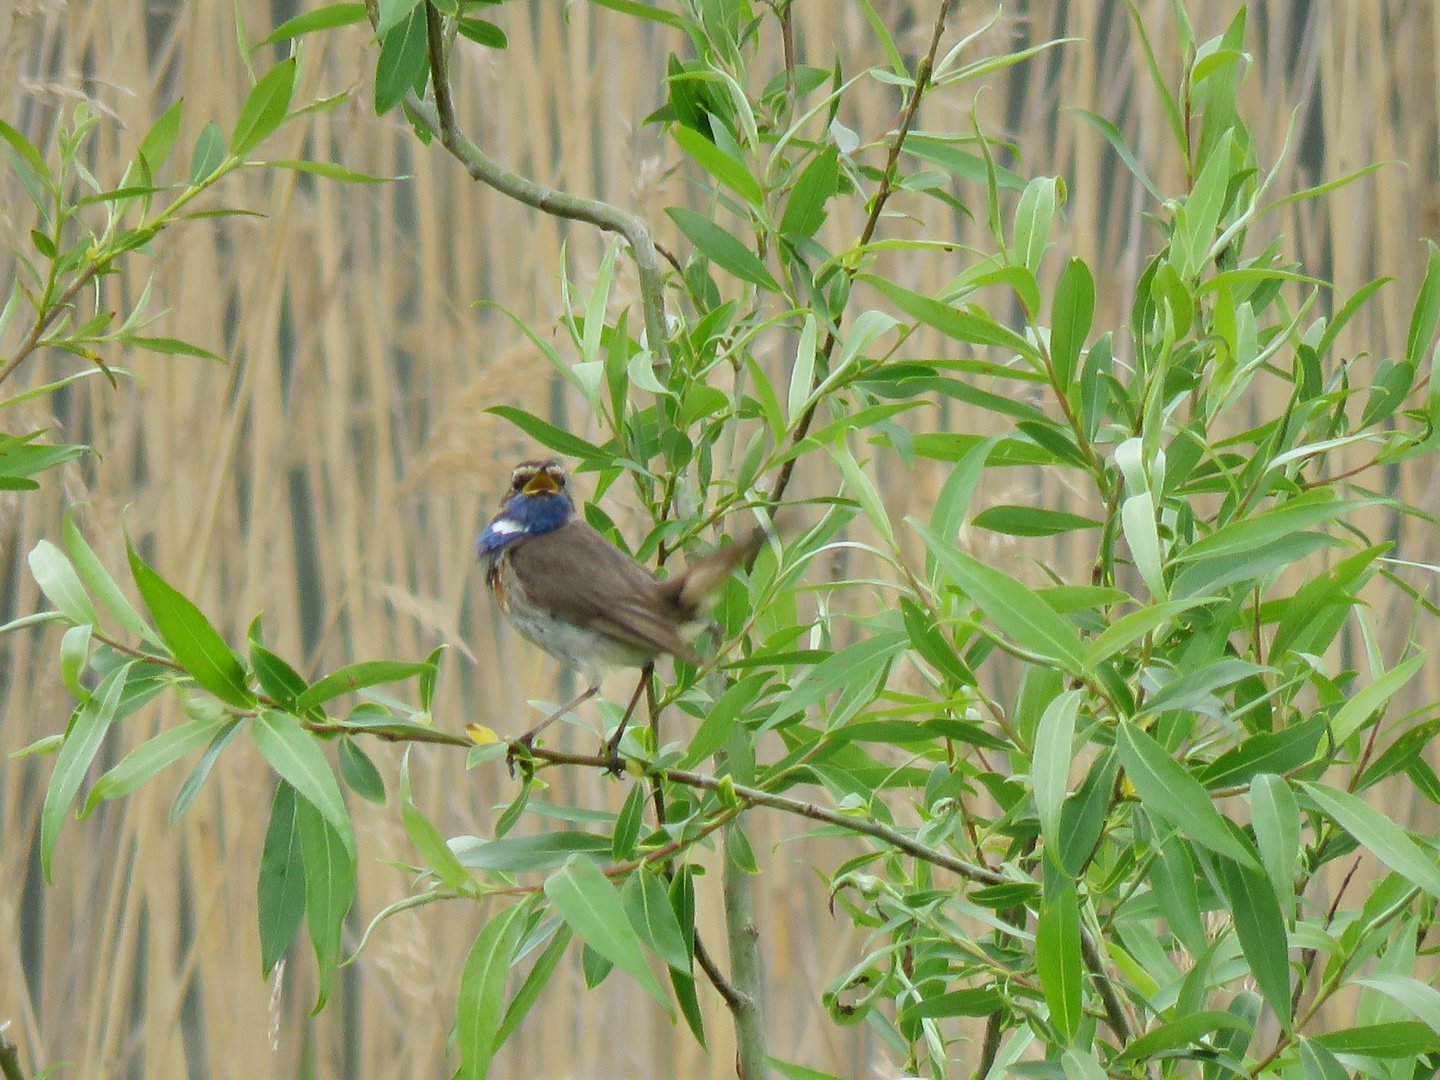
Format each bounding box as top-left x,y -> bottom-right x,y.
476,459 -> 763,767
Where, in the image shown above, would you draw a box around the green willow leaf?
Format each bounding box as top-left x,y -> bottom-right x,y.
261,2 -> 368,44
82,713 -> 229,815
1356,975 -> 1440,1038
29,539 -> 98,628
251,712 -> 354,855
456,16 -> 507,47
972,505 -> 1102,537
1300,781 -> 1440,899
452,830 -> 610,872
1249,773 -> 1301,918
63,512 -> 156,644
1314,1022 -> 1440,1058
128,541 -> 254,707
295,791 -> 357,1012
1117,1011 -> 1253,1062
374,7 -> 428,116
1174,493 -> 1372,563
40,663 -> 131,881
294,659 -> 432,711
1216,856 -> 1292,1028
611,782 -> 646,862
621,867 -> 690,971
338,738 -> 386,805
258,781 -> 307,978
913,520 -> 1085,672
673,125 -> 762,206
399,751 -> 473,891
1050,257 -> 1094,389
457,902 -> 533,1080
864,275 -> 1039,359
495,923 -> 572,1047
1329,654 -> 1426,744
1035,880 -> 1082,1042
1116,722 -> 1258,867
666,206 -> 781,291
544,855 -> 673,1015
1033,690 -> 1082,858
1083,597 -> 1217,672
232,58 -> 296,157
484,404 -> 611,463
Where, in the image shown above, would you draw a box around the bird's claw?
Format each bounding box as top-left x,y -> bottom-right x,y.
506,736 -> 536,780
603,737 -> 626,778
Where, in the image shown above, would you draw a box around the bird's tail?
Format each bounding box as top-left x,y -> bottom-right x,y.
667,526 -> 768,619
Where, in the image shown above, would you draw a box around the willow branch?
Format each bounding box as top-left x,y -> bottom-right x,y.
724,824 -> 770,1080
768,0 -> 950,507
0,264 -> 104,388
412,2 -> 669,362
1078,921 -> 1135,1044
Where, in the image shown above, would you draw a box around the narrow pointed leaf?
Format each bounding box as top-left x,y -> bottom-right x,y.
457,902 -> 532,1080
294,659 -> 432,711
295,791 -> 357,1012
1116,722 -> 1258,867
232,58 -> 296,156
251,712 -> 353,855
1035,881 -> 1082,1042
914,520 -> 1084,672
258,781 -> 307,977
1033,690 -> 1082,857
40,663 -> 131,881
29,539 -> 98,628
1216,856 -> 1291,1028
544,855 -> 673,1015
1300,781 -> 1440,899
128,541 -> 254,707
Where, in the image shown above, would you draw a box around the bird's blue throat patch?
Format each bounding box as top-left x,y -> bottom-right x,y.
475,491 -> 573,557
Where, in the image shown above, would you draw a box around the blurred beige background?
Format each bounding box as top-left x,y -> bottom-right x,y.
1,1 -> 1438,1077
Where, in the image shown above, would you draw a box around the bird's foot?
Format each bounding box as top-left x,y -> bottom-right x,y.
506,735 -> 536,780
603,734 -> 626,778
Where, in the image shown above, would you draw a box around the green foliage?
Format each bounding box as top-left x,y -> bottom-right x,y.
15,2 -> 1440,1079
0,51 -> 384,493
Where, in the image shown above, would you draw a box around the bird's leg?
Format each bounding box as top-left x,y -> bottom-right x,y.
605,662 -> 654,776
508,680 -> 601,775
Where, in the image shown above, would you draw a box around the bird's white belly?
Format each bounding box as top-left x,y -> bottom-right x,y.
506,606 -> 655,675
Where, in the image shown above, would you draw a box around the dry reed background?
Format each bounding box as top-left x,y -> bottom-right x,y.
1,1 -> 1438,1077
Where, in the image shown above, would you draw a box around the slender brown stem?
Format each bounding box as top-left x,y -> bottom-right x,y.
1079,924 -> 1135,1044
769,0 -> 950,509
0,265 -> 104,388
412,4 -> 669,362
694,933 -> 743,1011
640,673 -> 745,1008
777,1 -> 796,95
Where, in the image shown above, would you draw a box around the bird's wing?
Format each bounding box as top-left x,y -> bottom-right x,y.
508,521 -> 702,663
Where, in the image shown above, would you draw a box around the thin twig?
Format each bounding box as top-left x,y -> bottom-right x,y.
0,266 -> 103,388
694,934 -> 743,1011
769,0 -> 950,508
1078,922 -> 1135,1044
641,673 -> 745,1009
413,3 -> 669,362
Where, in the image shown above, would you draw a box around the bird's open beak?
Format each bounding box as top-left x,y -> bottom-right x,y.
523,471 -> 560,495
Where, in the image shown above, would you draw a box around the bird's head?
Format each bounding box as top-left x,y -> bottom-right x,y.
476,459 -> 574,558
507,458 -> 568,499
